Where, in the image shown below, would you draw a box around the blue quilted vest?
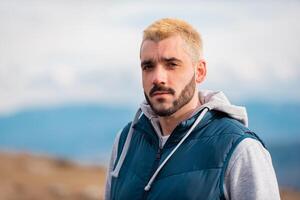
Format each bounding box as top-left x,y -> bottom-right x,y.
110,109 -> 264,200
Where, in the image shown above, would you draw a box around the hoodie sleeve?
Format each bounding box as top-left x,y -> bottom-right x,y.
104,131 -> 121,200
224,138 -> 281,200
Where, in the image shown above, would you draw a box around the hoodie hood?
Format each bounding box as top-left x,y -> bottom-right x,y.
140,90 -> 248,127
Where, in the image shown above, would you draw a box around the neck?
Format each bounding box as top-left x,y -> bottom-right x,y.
158,92 -> 200,136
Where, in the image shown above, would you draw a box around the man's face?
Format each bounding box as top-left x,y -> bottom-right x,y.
140,35 -> 198,117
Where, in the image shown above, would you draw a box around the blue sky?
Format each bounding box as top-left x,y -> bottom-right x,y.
0,0 -> 299,114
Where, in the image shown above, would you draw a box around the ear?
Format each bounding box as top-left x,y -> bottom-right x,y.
195,59 -> 206,83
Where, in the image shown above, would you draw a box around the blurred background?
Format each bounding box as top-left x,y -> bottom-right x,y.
0,0 -> 299,199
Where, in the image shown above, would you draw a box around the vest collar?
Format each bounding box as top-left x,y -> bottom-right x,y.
133,107 -> 216,148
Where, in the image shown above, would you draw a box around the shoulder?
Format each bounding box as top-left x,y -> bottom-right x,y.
119,122 -> 132,138
200,111 -> 251,140
117,122 -> 132,153
213,111 -> 250,134
198,112 -> 263,153
193,111 -> 265,159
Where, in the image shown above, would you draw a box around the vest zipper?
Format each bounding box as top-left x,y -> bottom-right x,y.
142,146 -> 163,199
142,118 -> 164,199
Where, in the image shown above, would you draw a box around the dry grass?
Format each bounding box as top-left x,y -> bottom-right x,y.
0,152 -> 106,200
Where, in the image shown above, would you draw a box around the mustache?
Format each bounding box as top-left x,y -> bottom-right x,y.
149,84 -> 175,97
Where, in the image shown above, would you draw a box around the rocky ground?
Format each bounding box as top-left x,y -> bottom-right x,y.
0,151 -> 299,200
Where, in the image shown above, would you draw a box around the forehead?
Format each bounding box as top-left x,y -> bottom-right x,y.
140,35 -> 189,61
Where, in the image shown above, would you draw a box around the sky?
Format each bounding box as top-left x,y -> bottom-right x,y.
0,0 -> 299,114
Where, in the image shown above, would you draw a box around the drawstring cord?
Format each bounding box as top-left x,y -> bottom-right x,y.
144,107 -> 209,191
111,108 -> 142,178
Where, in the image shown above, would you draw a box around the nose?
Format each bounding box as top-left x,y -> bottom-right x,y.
151,64 -> 167,85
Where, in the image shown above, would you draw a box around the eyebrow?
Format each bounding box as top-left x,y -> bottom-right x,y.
162,57 -> 183,64
141,59 -> 154,67
141,57 -> 182,66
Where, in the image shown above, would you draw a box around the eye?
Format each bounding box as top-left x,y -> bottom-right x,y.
141,64 -> 153,71
166,62 -> 178,69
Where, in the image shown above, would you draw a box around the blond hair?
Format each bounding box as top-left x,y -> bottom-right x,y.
142,18 -> 203,62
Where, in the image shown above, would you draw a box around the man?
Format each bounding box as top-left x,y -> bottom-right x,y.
105,18 -> 280,200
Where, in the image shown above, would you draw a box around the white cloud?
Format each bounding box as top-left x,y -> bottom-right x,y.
0,0 -> 299,114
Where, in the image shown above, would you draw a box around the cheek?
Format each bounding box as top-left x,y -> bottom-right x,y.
176,73 -> 195,90
142,76 -> 150,92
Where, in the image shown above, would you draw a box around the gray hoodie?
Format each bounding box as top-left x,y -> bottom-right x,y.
105,90 -> 281,200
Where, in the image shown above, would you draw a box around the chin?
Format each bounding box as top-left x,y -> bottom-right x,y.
152,101 -> 171,109
152,104 -> 175,116
154,105 -> 171,112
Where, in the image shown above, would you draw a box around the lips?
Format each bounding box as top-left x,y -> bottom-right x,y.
152,91 -> 171,96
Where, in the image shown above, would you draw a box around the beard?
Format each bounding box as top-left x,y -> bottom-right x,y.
144,74 -> 196,117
